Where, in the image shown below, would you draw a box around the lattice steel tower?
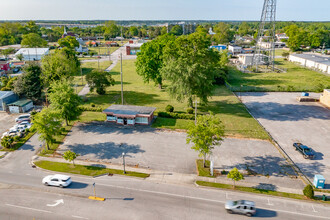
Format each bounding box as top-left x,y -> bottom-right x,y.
253,0 -> 277,72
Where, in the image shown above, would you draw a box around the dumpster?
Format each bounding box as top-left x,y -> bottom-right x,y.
322,195 -> 327,201
301,92 -> 309,97
313,175 -> 325,189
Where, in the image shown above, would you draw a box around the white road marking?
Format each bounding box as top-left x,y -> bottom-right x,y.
6,203 -> 52,213
267,198 -> 274,206
312,205 -> 318,213
72,215 -> 89,219
96,182 -> 330,219
225,192 -> 229,199
26,174 -> 30,175
47,199 -> 64,207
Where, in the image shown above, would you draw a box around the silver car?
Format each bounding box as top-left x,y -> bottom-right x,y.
225,200 -> 256,217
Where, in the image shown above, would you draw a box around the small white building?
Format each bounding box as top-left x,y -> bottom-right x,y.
228,45 -> 242,55
15,48 -> 49,61
289,53 -> 330,74
238,54 -> 254,66
7,98 -> 33,113
259,41 -> 286,49
276,33 -> 289,42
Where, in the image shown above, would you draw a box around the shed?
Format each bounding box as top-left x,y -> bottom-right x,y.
7,98 -> 33,113
0,91 -> 18,111
103,105 -> 156,125
14,48 -> 49,61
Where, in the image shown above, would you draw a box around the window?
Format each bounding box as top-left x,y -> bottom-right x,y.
244,206 -> 247,209
51,179 -> 58,182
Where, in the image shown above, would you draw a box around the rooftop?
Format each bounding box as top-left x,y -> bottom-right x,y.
15,48 -> 49,56
103,105 -> 156,116
290,53 -> 330,66
7,98 -> 32,107
0,91 -> 15,99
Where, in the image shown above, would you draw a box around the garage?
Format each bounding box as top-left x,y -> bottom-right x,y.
7,98 -> 33,113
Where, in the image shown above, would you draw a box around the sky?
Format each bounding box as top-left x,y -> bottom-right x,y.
0,0 -> 329,21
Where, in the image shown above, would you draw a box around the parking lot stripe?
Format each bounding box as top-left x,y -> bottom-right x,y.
5,203 -> 52,213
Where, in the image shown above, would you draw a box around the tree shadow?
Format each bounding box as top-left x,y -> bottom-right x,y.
294,161 -> 326,179
58,141 -> 145,161
254,183 -> 277,191
244,102 -> 330,121
255,208 -> 277,218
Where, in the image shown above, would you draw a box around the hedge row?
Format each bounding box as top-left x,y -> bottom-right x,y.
78,106 -> 103,112
157,112 -> 195,120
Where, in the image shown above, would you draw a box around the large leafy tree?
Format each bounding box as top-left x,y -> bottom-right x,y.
86,70 -> 115,95
48,80 -> 81,126
161,32 -> 220,106
32,107 -> 62,150
13,64 -> 43,101
21,33 -> 48,48
187,113 -> 225,167
213,22 -> 234,44
41,49 -> 80,85
136,34 -> 175,89
129,26 -> 139,37
285,24 -> 308,51
1,48 -> 15,59
170,25 -> 183,36
104,21 -> 120,39
58,36 -> 79,50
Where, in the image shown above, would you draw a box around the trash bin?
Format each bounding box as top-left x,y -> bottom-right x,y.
322,195 -> 327,201
301,92 -> 309,97
313,175 -> 325,189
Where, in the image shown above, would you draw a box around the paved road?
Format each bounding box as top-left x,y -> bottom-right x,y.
0,112 -> 17,141
241,92 -> 330,183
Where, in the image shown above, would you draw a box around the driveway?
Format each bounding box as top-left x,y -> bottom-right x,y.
58,122 -> 295,178
241,92 -> 330,183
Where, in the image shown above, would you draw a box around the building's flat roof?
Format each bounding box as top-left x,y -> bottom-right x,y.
103,105 -> 156,116
15,48 -> 49,56
290,53 -> 330,66
7,98 -> 32,107
0,91 -> 15,100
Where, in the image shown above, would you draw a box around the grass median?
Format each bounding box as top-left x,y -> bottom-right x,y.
34,160 -> 150,178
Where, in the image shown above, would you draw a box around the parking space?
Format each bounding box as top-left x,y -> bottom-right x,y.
58,122 -> 295,178
0,112 -> 17,138
241,92 -> 330,183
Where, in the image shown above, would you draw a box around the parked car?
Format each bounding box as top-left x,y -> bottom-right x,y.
293,143 -> 315,159
1,129 -> 18,139
12,67 -> 21,73
225,200 -> 256,217
42,174 -> 72,188
15,114 -> 30,123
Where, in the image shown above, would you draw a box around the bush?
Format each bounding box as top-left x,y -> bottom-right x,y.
91,103 -> 95,107
303,184 -> 314,199
78,106 -> 103,112
315,83 -> 325,93
82,52 -> 88,56
13,136 -> 20,142
96,87 -> 106,95
165,105 -> 174,112
187,108 -> 194,114
157,111 -> 195,120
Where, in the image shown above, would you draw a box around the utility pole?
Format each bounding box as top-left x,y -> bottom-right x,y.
81,67 -> 83,86
194,99 -> 198,125
120,53 -> 123,105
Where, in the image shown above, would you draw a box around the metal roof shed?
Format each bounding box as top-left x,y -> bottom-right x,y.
0,91 -> 18,111
7,98 -> 33,113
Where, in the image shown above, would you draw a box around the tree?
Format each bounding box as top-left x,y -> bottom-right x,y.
195,25 -> 207,34
58,36 -> 79,50
86,70 -> 115,95
63,150 -> 79,166
1,48 -> 15,59
161,32 -> 220,106
136,34 -> 175,88
104,21 -> 120,39
16,53 -> 24,61
32,107 -> 62,150
21,33 -> 48,48
227,167 -> 244,188
187,113 -> 225,167
41,49 -> 80,85
213,22 -> 234,44
13,64 -> 43,101
25,21 -> 40,34
1,136 -> 14,149
170,25 -> 183,36
129,26 -> 139,37
285,24 -> 307,51
48,80 -> 81,126
303,184 -> 314,199
238,22 -> 250,36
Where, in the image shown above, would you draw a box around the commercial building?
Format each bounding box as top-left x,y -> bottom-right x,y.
126,42 -> 144,55
210,45 -> 227,51
228,45 -> 242,55
289,53 -> 330,74
14,48 -> 49,61
103,105 -> 156,125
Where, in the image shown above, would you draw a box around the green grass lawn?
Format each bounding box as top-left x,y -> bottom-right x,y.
227,59 -> 330,92
196,159 -> 214,178
34,160 -> 150,178
78,111 -> 106,122
82,59 -> 270,140
81,61 -> 112,75
88,47 -> 119,56
275,48 -> 290,56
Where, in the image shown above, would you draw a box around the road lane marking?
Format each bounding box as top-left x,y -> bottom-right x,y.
267,198 -> 274,206
72,215 -> 89,219
6,203 -> 52,213
96,182 -> 330,219
312,205 -> 318,213
47,199 -> 64,207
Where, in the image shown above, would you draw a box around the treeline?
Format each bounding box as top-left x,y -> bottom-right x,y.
1,20 -> 330,51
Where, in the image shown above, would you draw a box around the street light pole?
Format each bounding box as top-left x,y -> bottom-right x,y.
122,152 -> 126,174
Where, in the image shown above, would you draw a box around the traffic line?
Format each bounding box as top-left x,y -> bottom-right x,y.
312,205 -> 318,213
6,203 -> 52,213
267,198 -> 274,206
72,215 -> 89,219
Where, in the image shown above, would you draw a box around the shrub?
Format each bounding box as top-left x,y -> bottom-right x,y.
165,105 -> 174,112
78,106 -> 103,112
25,128 -> 30,133
315,83 -> 325,93
157,111 -> 195,120
82,52 -> 88,56
303,185 -> 314,199
13,136 -> 20,142
91,103 -> 95,107
286,85 -> 295,92
187,108 -> 194,114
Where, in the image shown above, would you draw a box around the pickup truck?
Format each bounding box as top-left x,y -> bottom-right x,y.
293,143 -> 315,159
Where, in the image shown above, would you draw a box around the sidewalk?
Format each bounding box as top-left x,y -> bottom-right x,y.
33,156 -> 308,195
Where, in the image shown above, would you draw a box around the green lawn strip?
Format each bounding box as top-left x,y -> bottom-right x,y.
34,160 -> 149,178
196,159 -> 214,178
78,111 -> 106,122
1,130 -> 36,152
81,61 -> 112,75
71,76 -> 86,94
196,181 -> 330,203
88,47 -> 119,56
82,59 -> 269,140
227,59 -> 330,92
39,123 -> 73,157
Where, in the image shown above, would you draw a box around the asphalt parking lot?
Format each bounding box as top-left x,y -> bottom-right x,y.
58,122 -> 294,178
0,112 -> 17,139
241,92 -> 330,184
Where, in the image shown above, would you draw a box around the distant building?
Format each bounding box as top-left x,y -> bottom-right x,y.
238,54 -> 265,66
258,41 -> 286,49
62,27 -> 77,38
7,98 -> 33,113
289,53 -> 330,74
126,42 -> 144,55
210,45 -> 227,51
276,33 -> 289,42
228,45 -> 242,55
208,27 -> 216,35
0,61 -> 10,71
14,48 -> 49,61
0,91 -> 18,111
103,105 -> 156,125
242,48 -> 255,54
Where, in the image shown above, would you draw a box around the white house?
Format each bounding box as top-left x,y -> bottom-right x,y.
228,45 -> 242,55
15,48 -> 49,61
276,33 -> 289,41
258,41 -> 286,49
289,53 -> 330,74
238,54 -> 266,66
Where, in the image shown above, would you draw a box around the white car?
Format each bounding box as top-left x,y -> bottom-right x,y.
1,128 -> 18,139
12,123 -> 31,132
15,114 -> 30,123
42,174 -> 72,188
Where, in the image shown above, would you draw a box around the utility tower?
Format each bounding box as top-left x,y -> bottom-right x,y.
253,0 -> 277,72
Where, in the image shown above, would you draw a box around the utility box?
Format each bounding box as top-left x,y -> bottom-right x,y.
313,175 -> 325,189
301,92 -> 309,97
